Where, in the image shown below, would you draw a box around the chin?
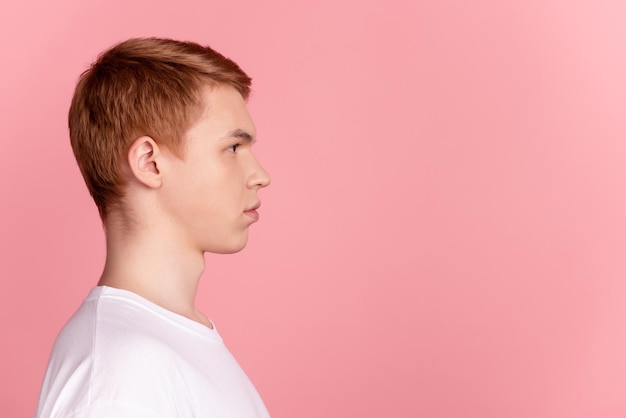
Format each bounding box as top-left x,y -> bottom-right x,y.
205,237 -> 249,254
216,243 -> 247,254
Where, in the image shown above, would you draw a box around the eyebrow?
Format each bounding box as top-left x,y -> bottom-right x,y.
223,129 -> 255,143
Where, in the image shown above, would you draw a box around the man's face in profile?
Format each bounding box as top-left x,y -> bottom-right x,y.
158,85 -> 271,255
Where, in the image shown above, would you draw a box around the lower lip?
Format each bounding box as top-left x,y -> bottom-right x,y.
244,209 -> 259,221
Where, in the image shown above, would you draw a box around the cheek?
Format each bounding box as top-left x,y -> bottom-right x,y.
179,156 -> 247,212
212,163 -> 246,194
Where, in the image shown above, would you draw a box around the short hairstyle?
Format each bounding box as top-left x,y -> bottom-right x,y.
69,37 -> 252,219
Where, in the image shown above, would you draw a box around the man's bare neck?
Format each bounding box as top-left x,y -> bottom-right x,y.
98,218 -> 212,328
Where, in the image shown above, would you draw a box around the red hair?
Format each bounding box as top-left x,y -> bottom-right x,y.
69,37 -> 252,219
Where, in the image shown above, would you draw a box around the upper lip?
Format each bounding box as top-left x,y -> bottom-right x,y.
246,202 -> 261,211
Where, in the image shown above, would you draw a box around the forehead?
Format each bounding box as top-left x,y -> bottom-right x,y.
192,84 -> 256,136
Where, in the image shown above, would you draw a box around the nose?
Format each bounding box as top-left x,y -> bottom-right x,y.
247,155 -> 271,189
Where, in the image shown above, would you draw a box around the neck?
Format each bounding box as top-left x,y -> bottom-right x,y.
98,214 -> 212,328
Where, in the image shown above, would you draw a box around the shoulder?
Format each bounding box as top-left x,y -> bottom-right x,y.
38,287 -> 219,418
54,287 -> 178,359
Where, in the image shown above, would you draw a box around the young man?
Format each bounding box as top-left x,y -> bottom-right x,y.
36,38 -> 271,417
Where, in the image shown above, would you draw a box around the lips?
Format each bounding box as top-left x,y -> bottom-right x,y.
244,202 -> 261,221
246,202 -> 261,212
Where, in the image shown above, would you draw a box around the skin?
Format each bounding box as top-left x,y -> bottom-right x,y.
98,84 -> 271,328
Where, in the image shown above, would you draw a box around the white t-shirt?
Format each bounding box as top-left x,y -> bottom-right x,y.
36,286 -> 270,418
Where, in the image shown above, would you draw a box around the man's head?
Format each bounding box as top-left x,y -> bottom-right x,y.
69,37 -> 253,220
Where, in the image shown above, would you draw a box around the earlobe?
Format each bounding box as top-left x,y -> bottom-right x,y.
127,136 -> 163,189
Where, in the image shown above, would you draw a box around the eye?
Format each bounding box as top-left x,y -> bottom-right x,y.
227,143 -> 241,153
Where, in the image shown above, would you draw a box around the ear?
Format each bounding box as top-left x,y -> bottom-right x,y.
127,136 -> 163,189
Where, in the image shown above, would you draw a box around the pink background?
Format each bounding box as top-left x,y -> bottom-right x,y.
1,0 -> 626,417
